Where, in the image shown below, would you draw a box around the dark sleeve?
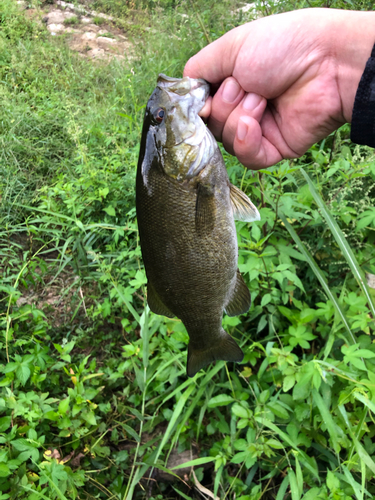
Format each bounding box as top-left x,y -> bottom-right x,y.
350,44 -> 375,147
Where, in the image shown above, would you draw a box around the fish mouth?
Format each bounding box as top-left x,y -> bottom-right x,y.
157,73 -> 209,113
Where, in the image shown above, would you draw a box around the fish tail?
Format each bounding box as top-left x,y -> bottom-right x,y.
187,329 -> 243,378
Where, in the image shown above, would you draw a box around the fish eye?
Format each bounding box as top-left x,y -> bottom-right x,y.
152,108 -> 165,124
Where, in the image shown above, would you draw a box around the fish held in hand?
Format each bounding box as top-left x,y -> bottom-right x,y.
136,74 -> 260,377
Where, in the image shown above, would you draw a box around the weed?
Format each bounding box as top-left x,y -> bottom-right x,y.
98,32 -> 115,38
1,0 -> 375,499
63,16 -> 80,26
93,16 -> 105,25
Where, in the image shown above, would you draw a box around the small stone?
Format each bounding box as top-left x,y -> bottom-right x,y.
82,32 -> 97,40
97,37 -> 117,51
47,23 -> 65,32
366,273 -> 375,289
45,11 -> 65,24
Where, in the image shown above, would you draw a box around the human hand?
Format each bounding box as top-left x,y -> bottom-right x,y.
184,8 -> 375,169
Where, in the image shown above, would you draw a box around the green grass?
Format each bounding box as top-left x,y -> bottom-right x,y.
63,16 -> 80,26
93,16 -> 105,25
1,0 -> 375,499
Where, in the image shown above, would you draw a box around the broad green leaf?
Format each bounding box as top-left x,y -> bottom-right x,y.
283,375 -> 296,392
208,394 -> 235,408
116,422 -> 140,443
326,470 -> 340,492
267,402 -> 289,419
103,205 -> 116,216
58,397 -> 70,415
0,463 -> 10,477
16,365 -> 31,386
0,416 -> 11,433
81,411 -> 96,426
232,403 -> 251,419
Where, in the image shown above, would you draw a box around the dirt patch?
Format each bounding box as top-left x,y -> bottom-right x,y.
19,0 -> 134,61
16,268 -> 88,327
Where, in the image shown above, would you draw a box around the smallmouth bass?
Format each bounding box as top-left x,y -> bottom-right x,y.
136,74 -> 260,377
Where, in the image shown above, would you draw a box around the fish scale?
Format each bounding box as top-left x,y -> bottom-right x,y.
136,74 -> 260,377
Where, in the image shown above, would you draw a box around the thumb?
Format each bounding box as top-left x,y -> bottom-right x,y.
183,27 -> 242,83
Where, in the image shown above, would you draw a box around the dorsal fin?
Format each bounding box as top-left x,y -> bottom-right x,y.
224,270 -> 251,317
230,184 -> 260,222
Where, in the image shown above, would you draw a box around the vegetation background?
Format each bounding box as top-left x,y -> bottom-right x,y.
1,0 -> 375,498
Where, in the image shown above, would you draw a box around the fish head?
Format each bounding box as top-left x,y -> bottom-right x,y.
139,74 -> 216,186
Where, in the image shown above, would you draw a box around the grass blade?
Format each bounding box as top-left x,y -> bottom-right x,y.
172,487 -> 194,500
353,391 -> 375,414
338,405 -> 375,475
152,382 -> 196,471
276,475 -> 289,500
288,468 -> 301,500
278,211 -> 356,345
172,456 -> 215,470
312,389 -> 340,454
341,465 -> 364,500
300,168 -> 375,318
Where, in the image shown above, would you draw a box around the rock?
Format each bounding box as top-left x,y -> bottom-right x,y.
366,273 -> 375,289
83,24 -> 100,32
40,1 -> 134,62
88,47 -> 107,59
45,11 -> 66,24
82,32 -> 97,41
97,36 -> 116,50
47,23 -> 65,32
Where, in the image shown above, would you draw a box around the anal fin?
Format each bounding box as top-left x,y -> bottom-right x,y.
230,184 -> 260,222
224,269 -> 251,316
147,281 -> 174,318
187,329 -> 243,377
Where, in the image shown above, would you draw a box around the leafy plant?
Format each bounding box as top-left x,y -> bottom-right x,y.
1,0 -> 375,498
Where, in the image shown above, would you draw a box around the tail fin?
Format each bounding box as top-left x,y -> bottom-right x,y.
187,330 -> 243,378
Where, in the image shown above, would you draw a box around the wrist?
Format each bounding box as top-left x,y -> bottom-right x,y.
333,10 -> 375,123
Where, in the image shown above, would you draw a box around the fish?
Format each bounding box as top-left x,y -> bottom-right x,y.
136,74 -> 260,377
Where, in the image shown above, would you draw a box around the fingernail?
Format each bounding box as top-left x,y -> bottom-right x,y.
243,93 -> 262,111
222,79 -> 240,104
237,118 -> 248,141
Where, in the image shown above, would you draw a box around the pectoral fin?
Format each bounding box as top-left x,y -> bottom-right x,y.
195,182 -> 216,234
187,329 -> 243,377
224,269 -> 251,316
147,282 -> 174,318
230,184 -> 260,222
